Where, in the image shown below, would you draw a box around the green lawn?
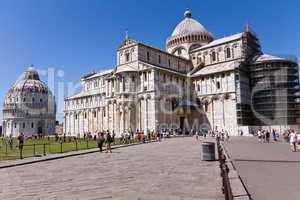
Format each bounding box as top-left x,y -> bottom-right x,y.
0,137 -> 124,161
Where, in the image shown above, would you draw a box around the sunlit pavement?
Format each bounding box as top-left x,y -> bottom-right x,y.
0,137 -> 222,200
223,136 -> 300,200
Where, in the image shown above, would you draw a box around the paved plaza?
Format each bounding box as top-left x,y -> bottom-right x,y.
0,137 -> 223,200
224,137 -> 300,200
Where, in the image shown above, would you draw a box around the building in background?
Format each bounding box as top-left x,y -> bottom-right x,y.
64,9 -> 300,136
2,66 -> 56,137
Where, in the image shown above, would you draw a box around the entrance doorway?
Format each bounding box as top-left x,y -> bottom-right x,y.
180,117 -> 185,130
38,127 -> 43,135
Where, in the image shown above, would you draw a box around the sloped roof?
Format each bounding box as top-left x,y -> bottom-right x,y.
115,63 -> 139,74
252,54 -> 286,63
196,33 -> 244,50
65,89 -> 101,100
191,61 -> 239,77
84,69 -> 114,80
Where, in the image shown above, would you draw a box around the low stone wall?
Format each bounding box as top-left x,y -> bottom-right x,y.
216,139 -> 252,200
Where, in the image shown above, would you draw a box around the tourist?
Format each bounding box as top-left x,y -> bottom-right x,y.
147,130 -> 151,142
225,131 -> 230,142
8,134 -> 13,150
97,132 -> 105,152
221,131 -> 225,141
203,131 -> 207,139
296,132 -> 300,151
261,130 -> 266,143
266,130 -> 270,143
272,129 -> 277,142
156,131 -> 161,142
240,130 -> 244,136
112,130 -> 116,144
105,131 -> 112,153
17,132 -> 25,159
257,129 -> 262,143
289,131 -> 297,152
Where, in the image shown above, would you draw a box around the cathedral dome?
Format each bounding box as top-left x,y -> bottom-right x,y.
171,10 -> 211,38
166,9 -> 213,59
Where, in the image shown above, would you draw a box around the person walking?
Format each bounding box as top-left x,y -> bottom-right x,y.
266,130 -> 270,143
97,132 -> 105,152
225,131 -> 230,142
296,132 -> 300,151
112,130 -> 116,145
272,129 -> 277,142
289,131 -> 297,152
17,132 -> 25,159
8,134 -> 13,150
105,131 -> 112,153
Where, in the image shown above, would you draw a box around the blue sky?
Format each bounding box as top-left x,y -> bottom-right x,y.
0,0 -> 299,122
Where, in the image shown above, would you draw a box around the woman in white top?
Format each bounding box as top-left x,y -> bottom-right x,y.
257,130 -> 262,143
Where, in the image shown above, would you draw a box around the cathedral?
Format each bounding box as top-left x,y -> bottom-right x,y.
64,9 -> 300,137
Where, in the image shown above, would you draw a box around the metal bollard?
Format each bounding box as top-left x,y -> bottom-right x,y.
33,144 -> 36,156
43,143 -> 46,156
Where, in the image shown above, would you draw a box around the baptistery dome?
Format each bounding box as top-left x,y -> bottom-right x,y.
9,66 -> 49,93
166,9 -> 213,59
2,65 -> 56,137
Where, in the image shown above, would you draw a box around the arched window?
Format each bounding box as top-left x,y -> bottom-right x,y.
84,113 -> 87,119
31,122 -> 34,128
147,52 -> 150,61
23,123 -> 26,129
197,57 -> 202,64
32,98 -> 35,102
177,48 -> 182,55
226,48 -> 231,58
125,52 -> 130,62
212,52 -> 216,62
204,102 -> 208,112
216,81 -> 221,89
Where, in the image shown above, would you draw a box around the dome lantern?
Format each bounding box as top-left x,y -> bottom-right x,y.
184,9 -> 192,18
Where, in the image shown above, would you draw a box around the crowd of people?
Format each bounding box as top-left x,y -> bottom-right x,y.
255,129 -> 300,152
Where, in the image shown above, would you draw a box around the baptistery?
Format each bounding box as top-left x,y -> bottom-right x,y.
2,66 -> 56,137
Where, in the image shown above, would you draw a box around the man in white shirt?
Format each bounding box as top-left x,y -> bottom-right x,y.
289,131 -> 297,152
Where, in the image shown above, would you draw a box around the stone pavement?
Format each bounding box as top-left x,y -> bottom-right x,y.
0,137 -> 223,200
223,136 -> 300,200
0,142 -> 142,169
